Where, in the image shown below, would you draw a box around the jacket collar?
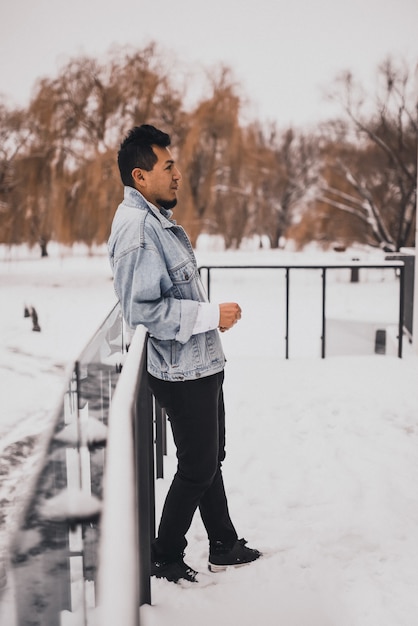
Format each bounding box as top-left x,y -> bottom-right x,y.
123,186 -> 176,228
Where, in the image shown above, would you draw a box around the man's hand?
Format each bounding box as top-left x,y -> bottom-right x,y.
218,302 -> 242,332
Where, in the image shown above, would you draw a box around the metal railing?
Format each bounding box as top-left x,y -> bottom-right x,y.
198,261 -> 406,358
6,304 -> 166,626
7,303 -> 127,625
96,325 -> 168,625
96,325 -> 151,625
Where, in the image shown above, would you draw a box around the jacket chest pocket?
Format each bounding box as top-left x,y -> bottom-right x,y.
168,259 -> 197,298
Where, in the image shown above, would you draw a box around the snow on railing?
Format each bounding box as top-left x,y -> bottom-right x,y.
95,324 -> 152,626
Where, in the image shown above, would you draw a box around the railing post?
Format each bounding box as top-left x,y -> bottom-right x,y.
155,399 -> 166,479
285,268 -> 290,359
398,264 -> 405,358
207,267 -> 211,301
135,366 -> 155,607
321,268 -> 327,359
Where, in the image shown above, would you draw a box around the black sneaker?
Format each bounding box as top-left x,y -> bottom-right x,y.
208,538 -> 262,572
151,556 -> 199,583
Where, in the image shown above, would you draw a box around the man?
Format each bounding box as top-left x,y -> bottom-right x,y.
108,124 -> 261,584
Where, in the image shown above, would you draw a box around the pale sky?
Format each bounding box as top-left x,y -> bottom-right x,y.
1,0 -> 417,127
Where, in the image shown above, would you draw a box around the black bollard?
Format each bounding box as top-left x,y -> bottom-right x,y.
30,307 -> 41,332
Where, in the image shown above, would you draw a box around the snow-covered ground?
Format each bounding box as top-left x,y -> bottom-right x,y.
1,244 -> 417,626
0,245 -> 117,573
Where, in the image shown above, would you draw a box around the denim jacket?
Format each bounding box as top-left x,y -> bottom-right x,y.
108,187 -> 225,381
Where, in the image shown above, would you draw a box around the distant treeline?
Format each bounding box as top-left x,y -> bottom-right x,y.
0,43 -> 416,255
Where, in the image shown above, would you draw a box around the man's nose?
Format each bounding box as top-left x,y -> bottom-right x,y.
173,166 -> 181,181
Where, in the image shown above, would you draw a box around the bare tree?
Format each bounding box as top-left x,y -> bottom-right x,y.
178,66 -> 247,246
239,123 -> 320,248
319,58 -> 417,251
8,47 -> 414,255
0,102 -> 31,245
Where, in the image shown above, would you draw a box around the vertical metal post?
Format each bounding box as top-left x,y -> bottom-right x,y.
285,268 -> 290,359
135,368 -> 154,607
207,267 -> 211,301
73,361 -> 84,487
161,408 -> 167,456
321,268 -> 327,359
413,62 -> 418,354
154,399 -> 166,479
398,265 -> 405,358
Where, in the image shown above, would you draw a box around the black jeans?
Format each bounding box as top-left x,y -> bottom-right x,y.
148,371 -> 238,562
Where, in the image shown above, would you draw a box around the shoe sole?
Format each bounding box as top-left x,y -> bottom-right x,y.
208,561 -> 256,573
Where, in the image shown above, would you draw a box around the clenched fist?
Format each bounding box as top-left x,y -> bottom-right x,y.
218,302 -> 242,332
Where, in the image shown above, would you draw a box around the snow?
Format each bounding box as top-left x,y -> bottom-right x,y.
37,488 -> 102,522
1,244 -> 418,626
0,245 -> 116,568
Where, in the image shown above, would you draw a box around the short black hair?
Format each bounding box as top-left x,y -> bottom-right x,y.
117,124 -> 171,187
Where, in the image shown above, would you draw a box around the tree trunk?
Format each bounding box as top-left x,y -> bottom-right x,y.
39,238 -> 48,257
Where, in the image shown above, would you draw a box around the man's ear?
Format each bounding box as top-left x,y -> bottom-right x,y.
132,167 -> 146,190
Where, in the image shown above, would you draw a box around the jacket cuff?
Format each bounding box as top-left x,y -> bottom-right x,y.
175,300 -> 200,344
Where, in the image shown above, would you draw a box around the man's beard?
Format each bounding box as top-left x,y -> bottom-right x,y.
157,197 -> 178,210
